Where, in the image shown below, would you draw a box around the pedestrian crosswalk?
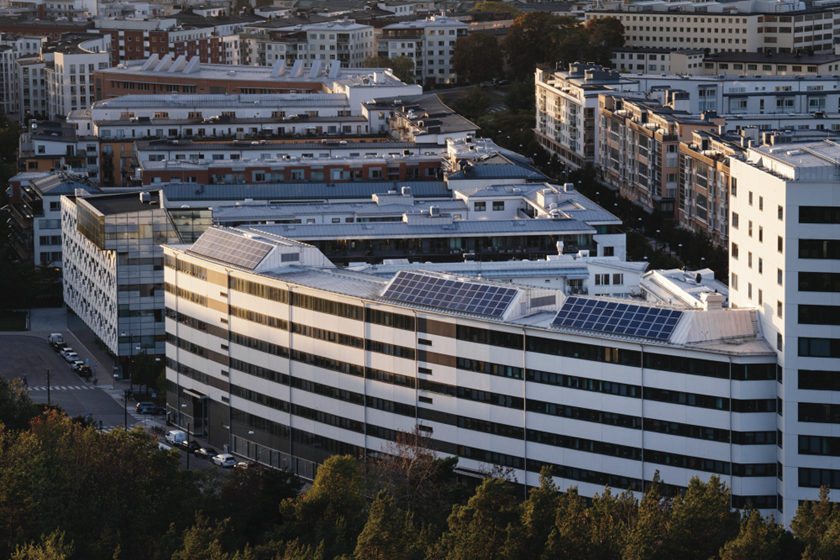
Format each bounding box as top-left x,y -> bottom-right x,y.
487,103 -> 506,114
29,385 -> 98,391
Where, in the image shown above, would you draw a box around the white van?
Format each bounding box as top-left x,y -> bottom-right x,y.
47,333 -> 63,345
165,430 -> 186,446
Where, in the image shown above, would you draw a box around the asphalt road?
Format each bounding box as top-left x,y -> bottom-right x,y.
0,334 -> 227,471
0,334 -> 150,429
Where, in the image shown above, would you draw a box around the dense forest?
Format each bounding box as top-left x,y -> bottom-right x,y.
0,376 -> 837,560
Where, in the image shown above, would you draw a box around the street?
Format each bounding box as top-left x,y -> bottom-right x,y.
0,333 -> 219,471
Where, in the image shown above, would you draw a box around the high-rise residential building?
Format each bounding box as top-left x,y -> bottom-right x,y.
729,141 -> 840,518
378,16 -> 468,87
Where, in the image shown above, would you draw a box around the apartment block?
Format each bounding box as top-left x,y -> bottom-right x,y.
377,16 -> 468,87
728,141 -> 840,518
586,0 -> 837,55
599,93 -> 724,218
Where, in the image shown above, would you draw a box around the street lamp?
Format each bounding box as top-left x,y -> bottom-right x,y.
248,430 -> 264,466
678,243 -> 683,261
121,331 -> 139,394
182,403 -> 190,470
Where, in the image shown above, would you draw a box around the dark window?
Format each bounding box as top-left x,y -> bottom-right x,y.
799,337 -> 840,358
799,239 -> 840,259
799,403 -> 840,423
799,272 -> 840,292
799,305 -> 840,325
799,370 -> 840,391
800,206 -> 840,223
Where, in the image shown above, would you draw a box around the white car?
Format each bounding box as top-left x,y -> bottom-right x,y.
63,352 -> 79,363
212,453 -> 236,468
59,347 -> 74,360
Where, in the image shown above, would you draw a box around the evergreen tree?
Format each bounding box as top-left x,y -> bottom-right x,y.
520,468 -> 559,557
542,487 -> 590,559
440,477 -> 523,560
664,476 -> 740,560
354,491 -> 421,560
10,530 -> 73,560
720,510 -> 801,560
623,472 -> 672,560
277,455 -> 365,558
791,487 -> 840,560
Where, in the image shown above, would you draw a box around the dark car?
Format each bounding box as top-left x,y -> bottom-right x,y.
76,365 -> 92,378
135,401 -> 157,414
181,440 -> 201,453
195,447 -> 219,460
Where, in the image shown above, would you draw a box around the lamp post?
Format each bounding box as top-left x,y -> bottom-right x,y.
248,430 -> 264,466
123,388 -> 129,428
182,402 -> 190,470
121,331 -> 137,394
678,243 -> 683,262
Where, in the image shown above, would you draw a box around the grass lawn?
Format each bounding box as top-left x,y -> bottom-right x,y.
0,311 -> 27,331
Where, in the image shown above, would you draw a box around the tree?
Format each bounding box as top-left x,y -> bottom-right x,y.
452,34 -> 503,85
0,377 -> 39,432
440,477 -> 523,560
503,79 -> 535,113
719,510 -> 802,560
171,514 -> 234,560
11,530 -> 73,560
470,2 -> 523,18
354,491 -> 422,560
520,468 -> 559,558
586,16 -> 625,65
363,56 -> 415,84
791,487 -> 840,559
542,487 -> 591,559
129,351 -> 163,395
624,472 -> 672,560
452,87 -> 490,123
367,427 -> 469,533
502,12 -> 562,79
664,476 -> 740,560
277,455 -> 365,558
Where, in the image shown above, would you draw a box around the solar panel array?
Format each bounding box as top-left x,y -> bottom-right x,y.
551,297 -> 683,341
188,228 -> 273,270
382,271 -> 518,317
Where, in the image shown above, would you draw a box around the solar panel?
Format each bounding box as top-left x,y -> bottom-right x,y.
381,270 -> 519,317
551,297 -> 683,341
188,228 -> 273,270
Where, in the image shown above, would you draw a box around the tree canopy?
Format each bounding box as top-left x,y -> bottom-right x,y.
0,376 -> 834,560
501,13 -> 626,78
452,33 -> 503,85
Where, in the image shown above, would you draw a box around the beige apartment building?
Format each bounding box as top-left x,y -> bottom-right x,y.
586,0 -> 837,54
598,93 -> 723,220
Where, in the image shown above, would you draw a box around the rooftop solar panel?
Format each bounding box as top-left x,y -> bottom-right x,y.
381,270 -> 518,317
188,228 -> 273,270
551,297 -> 683,341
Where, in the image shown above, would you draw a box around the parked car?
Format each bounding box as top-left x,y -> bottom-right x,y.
76,365 -> 92,378
181,440 -> 201,453
212,453 -> 236,468
53,342 -> 67,353
59,347 -> 74,360
234,461 -> 252,471
195,447 -> 218,460
135,402 -> 159,414
63,352 -> 79,363
71,360 -> 85,371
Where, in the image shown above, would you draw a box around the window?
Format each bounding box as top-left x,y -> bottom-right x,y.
474,202 -> 486,212
731,273 -> 738,291
613,274 -> 624,285
759,226 -> 763,243
748,221 -> 753,237
748,252 -> 753,268
603,246 -> 614,257
759,196 -> 763,211
732,212 -> 739,229
758,258 -> 763,274
749,191 -> 753,206
595,274 -> 610,285
748,283 -> 753,300
732,243 -> 739,259
778,205 -> 784,221
492,201 -> 504,211
778,301 -> 783,318
778,236 -> 784,254
758,289 -> 763,306
778,269 -> 783,286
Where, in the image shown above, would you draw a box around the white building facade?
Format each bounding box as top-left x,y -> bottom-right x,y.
729,141 -> 840,518
164,226 -> 781,515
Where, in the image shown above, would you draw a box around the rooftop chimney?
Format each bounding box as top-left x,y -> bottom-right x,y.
700,292 -> 725,312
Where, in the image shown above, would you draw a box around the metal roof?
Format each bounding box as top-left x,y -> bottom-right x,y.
248,217 -> 596,240
93,93 -> 350,110
162,181 -> 450,201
